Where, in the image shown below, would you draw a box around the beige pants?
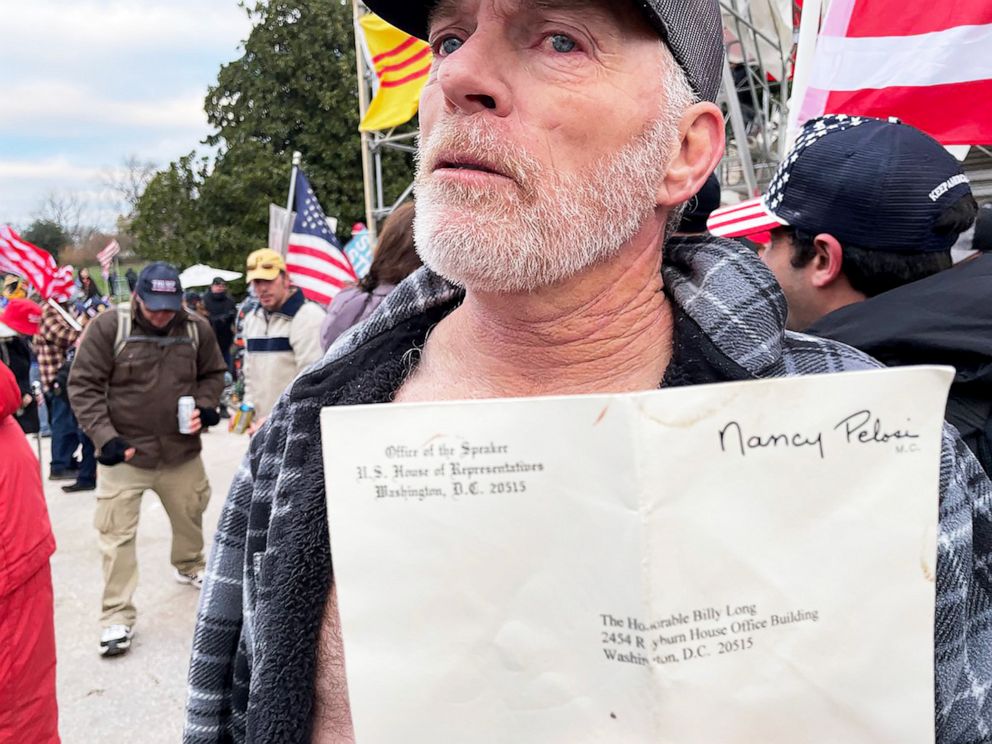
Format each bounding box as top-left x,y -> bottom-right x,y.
94,455 -> 211,626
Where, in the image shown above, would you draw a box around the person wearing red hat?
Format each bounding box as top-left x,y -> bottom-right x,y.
0,359 -> 59,743
0,298 -> 43,435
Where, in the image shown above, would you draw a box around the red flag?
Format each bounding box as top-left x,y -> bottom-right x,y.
48,265 -> 76,303
97,239 -> 120,278
799,1 -> 992,144
0,225 -> 58,297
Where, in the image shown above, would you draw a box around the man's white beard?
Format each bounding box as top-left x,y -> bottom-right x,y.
413,114 -> 678,293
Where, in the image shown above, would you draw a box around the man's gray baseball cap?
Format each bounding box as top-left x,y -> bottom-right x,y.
362,0 -> 725,102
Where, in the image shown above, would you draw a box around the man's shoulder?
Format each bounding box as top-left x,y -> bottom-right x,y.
775,330 -> 883,377
84,308 -> 120,340
294,298 -> 327,322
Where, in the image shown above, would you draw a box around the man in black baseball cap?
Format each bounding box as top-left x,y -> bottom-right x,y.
708,115 -> 978,331
187,3 -> 992,742
136,261 -> 183,314
712,116 -> 985,477
710,115 -> 989,476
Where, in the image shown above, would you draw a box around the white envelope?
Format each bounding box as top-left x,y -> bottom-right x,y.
322,366 -> 952,743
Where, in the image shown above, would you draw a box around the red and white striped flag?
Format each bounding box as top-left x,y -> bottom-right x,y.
97,239 -> 120,278
799,1 -> 992,144
0,225 -> 58,297
286,170 -> 357,305
0,252 -> 21,278
48,265 -> 76,303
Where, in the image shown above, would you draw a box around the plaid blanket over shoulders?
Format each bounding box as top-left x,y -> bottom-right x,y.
185,236 -> 992,743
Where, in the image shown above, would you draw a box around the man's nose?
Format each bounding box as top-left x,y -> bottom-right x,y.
436,31 -> 512,117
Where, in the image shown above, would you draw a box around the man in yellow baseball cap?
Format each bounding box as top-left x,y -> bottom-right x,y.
244,248 -> 286,283
239,248 -> 324,426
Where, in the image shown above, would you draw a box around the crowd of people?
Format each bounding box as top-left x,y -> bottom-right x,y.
0,202 -> 422,682
2,0 -> 991,741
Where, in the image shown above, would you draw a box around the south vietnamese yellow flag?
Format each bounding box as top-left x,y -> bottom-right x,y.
359,14 -> 433,132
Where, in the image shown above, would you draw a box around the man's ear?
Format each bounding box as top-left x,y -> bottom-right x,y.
657,101 -> 725,208
809,233 -> 845,288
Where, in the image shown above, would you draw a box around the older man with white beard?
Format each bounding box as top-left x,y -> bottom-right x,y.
185,0 -> 992,742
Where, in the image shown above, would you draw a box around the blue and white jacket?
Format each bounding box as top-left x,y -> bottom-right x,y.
241,288 -> 326,418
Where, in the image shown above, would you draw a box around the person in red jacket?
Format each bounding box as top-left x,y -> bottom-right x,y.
0,359 -> 59,742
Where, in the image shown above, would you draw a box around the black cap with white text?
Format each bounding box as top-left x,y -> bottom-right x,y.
136,262 -> 183,312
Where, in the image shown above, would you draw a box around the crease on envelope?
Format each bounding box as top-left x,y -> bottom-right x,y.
636,387 -> 799,608
631,396 -> 668,741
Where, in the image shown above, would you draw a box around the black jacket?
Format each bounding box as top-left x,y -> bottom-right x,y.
203,290 -> 237,350
0,336 -> 39,434
807,255 -> 992,475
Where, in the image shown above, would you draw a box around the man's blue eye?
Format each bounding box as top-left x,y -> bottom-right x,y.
550,34 -> 576,53
439,37 -> 463,55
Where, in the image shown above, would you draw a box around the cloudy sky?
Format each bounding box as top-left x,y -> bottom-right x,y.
0,0 -> 253,230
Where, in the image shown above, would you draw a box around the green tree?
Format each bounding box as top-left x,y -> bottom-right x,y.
131,153 -> 210,267
21,219 -> 69,257
133,0 -> 414,270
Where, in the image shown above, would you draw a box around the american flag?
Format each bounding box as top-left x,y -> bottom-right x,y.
0,224 -> 58,297
798,0 -> 992,145
97,239 -> 120,277
286,170 -> 357,305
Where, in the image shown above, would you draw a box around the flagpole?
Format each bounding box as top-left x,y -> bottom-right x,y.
114,256 -> 124,302
46,297 -> 82,332
353,0 -> 378,244
785,0 -> 823,152
286,151 -> 302,213
722,57 -> 759,197
282,151 -> 303,258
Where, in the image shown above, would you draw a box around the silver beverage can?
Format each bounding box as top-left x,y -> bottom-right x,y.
178,395 -> 197,434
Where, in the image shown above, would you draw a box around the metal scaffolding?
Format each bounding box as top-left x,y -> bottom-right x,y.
352,0 -> 420,244
718,0 -> 805,200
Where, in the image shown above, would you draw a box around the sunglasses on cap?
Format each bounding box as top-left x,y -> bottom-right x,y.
247,259 -> 283,271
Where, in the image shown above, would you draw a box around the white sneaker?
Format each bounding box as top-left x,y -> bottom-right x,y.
100,624 -> 133,657
174,567 -> 204,589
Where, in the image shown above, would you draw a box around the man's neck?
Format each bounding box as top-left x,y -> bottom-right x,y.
266,288 -> 295,315
396,219 -> 674,401
803,285 -> 868,330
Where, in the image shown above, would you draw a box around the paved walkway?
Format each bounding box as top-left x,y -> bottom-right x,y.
45,427 -> 250,744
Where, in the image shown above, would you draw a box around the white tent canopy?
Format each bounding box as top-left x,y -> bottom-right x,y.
178,264 -> 243,289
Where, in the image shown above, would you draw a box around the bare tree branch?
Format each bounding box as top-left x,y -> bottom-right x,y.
102,155 -> 158,218
36,189 -> 91,245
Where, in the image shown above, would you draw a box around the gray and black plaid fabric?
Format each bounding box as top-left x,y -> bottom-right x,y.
185,236 -> 992,743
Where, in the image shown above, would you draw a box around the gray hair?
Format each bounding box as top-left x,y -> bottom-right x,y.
660,46 -> 701,236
